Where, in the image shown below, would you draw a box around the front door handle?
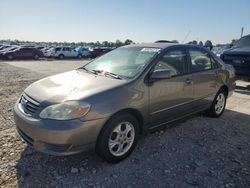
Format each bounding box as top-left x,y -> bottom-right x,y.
185,78 -> 193,85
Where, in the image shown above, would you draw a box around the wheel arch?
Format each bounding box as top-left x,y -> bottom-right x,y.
114,108 -> 144,134
97,108 -> 145,141
219,85 -> 228,97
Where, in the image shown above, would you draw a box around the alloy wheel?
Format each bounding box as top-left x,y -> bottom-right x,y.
215,93 -> 225,114
108,121 -> 135,157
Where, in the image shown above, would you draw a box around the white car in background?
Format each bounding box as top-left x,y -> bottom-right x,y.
44,47 -> 82,59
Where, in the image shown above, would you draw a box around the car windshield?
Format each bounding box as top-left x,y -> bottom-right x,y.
234,36 -> 250,47
83,47 -> 160,79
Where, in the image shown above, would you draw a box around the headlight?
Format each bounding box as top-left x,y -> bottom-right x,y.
39,101 -> 90,120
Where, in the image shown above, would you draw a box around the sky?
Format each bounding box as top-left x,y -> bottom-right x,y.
0,0 -> 250,44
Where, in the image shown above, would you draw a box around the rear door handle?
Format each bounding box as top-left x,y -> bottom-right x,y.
185,78 -> 193,85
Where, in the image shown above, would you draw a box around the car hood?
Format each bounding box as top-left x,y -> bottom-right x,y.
24,70 -> 127,104
223,46 -> 250,55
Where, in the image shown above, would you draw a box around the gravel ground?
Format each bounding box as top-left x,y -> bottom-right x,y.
0,60 -> 250,188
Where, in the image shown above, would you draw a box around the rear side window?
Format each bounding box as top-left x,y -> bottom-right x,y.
154,50 -> 186,76
63,47 -> 70,51
189,50 -> 214,72
55,47 -> 61,52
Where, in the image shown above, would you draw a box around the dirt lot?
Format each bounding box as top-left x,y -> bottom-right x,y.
0,60 -> 250,188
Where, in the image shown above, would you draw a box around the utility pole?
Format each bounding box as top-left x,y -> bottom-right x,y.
241,27 -> 244,38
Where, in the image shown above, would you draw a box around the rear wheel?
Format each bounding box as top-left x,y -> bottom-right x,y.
34,54 -> 39,60
77,54 -> 82,59
96,113 -> 139,163
206,89 -> 227,117
58,54 -> 64,59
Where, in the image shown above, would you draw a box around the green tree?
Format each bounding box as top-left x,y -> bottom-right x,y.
171,40 -> 179,43
204,40 -> 213,50
230,39 -> 238,47
102,41 -> 109,47
115,40 -> 123,47
187,40 -> 197,45
96,41 -> 101,47
124,39 -> 133,45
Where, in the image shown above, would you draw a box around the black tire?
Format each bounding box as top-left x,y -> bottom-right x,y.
7,54 -> 13,60
34,54 -> 39,60
77,54 -> 82,59
206,89 -> 227,117
96,113 -> 139,163
58,54 -> 64,59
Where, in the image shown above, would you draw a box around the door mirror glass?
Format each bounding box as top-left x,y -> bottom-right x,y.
150,69 -> 171,79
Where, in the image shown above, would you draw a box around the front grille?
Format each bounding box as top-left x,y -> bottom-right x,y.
19,94 -> 40,115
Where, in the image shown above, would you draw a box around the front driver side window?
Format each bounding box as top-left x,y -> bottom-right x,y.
154,50 -> 186,76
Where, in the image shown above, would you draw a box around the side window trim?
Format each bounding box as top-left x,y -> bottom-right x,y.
210,56 -> 221,69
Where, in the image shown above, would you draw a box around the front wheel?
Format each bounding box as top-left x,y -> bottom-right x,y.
7,54 -> 13,60
96,113 -> 139,163
206,89 -> 227,117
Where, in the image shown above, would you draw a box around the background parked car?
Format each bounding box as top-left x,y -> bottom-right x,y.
1,47 -> 43,60
44,46 -> 83,59
0,45 -> 11,51
88,47 -> 112,58
220,34 -> 250,80
42,47 -> 54,56
0,45 -> 19,53
75,46 -> 90,57
213,44 -> 231,57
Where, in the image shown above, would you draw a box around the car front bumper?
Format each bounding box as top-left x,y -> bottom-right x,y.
13,103 -> 107,156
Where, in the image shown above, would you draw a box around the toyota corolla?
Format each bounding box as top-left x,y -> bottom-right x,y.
14,43 -> 235,163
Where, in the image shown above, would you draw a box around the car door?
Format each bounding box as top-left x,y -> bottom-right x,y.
149,48 -> 194,126
187,47 -> 220,108
63,47 -> 70,57
67,47 -> 74,57
16,48 -> 30,58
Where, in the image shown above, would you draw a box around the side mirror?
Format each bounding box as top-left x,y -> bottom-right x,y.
150,69 -> 171,80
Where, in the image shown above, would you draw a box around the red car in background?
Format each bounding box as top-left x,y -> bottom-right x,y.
88,48 -> 113,58
0,47 -> 44,60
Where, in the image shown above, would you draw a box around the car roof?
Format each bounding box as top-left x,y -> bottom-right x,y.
123,42 -> 208,51
124,42 -> 177,49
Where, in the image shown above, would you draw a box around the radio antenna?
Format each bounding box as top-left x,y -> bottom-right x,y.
182,30 -> 191,44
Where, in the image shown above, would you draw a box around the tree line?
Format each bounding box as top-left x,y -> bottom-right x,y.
0,39 -> 134,48
0,38 -> 237,48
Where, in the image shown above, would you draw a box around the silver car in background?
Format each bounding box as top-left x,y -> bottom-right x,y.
14,43 -> 235,163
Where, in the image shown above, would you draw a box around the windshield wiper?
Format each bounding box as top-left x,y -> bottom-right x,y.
79,67 -> 98,75
79,68 -> 123,79
103,71 -> 123,80
92,70 -> 123,80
